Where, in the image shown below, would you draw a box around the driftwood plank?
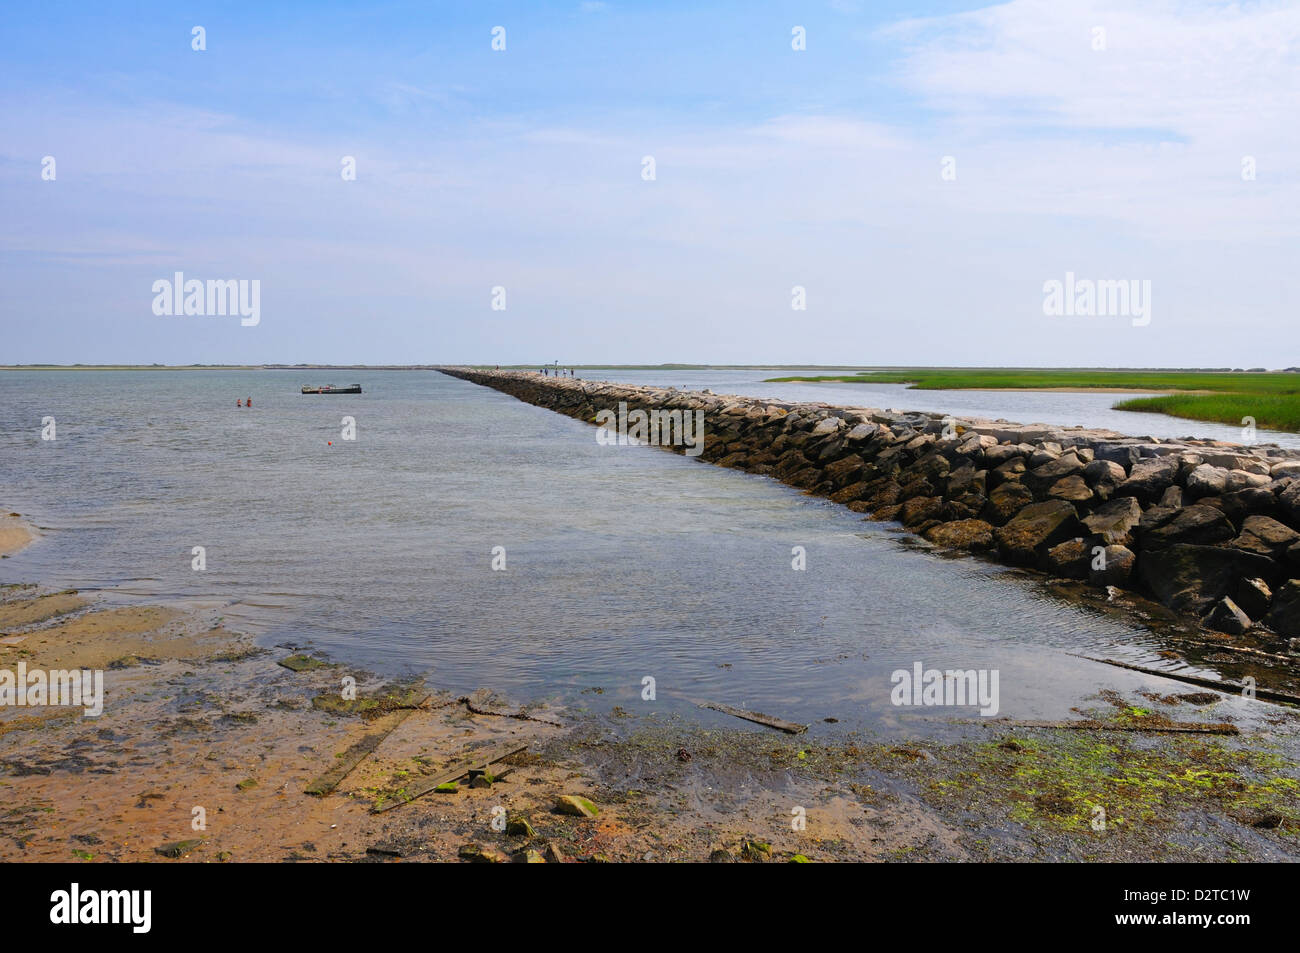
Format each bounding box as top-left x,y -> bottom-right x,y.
371,742 -> 529,814
984,718 -> 1238,735
304,704 -> 423,797
700,701 -> 808,735
1069,653 -> 1300,705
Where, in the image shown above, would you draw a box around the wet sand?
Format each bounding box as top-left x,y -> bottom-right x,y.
2,570 -> 1299,862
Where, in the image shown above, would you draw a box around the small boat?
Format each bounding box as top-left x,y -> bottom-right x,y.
301,384 -> 362,394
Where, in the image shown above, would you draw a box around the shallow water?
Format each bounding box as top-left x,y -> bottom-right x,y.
0,369 -> 1262,735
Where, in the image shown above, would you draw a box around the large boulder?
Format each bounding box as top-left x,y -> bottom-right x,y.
1089,544 -> 1136,586
873,503 -> 903,522
787,466 -> 822,489
1202,452 -> 1256,470
908,450 -> 951,482
1083,459 -> 1127,487
1204,597 -> 1252,635
923,519 -> 995,552
1028,445 -> 1061,468
1225,470 -> 1272,493
1042,538 -> 1092,579
982,481 -> 1034,525
1081,497 -> 1142,546
1093,442 -> 1141,469
945,464 -> 985,496
1185,464 -> 1229,497
774,449 -> 811,479
946,488 -> 989,521
1024,453 -> 1085,495
994,501 -> 1083,566
845,422 -> 879,442
898,477 -> 936,502
810,417 -> 842,437
1214,486 -> 1278,524
1141,504 -> 1237,549
1264,580 -> 1300,637
983,444 -> 1024,466
1137,544 -> 1274,613
1114,456 -> 1180,504
1047,475 -> 1095,503
1234,577 -> 1272,620
1279,481 -> 1300,526
901,496 -> 946,528
823,453 -> 865,489
829,480 -> 871,504
815,437 -> 850,462
1138,504 -> 1180,534
989,457 -> 1027,489
863,479 -> 902,510
1233,515 -> 1300,560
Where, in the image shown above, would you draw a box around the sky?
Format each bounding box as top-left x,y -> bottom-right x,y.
1,0 -> 1296,366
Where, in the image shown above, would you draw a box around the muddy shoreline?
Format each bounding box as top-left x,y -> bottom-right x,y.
2,564 -> 1299,862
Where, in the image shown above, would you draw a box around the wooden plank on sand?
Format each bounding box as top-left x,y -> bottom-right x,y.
700,701 -> 808,734
371,742 -> 529,813
305,704 -> 423,797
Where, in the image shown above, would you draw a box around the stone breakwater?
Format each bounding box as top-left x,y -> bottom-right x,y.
440,368 -> 1300,645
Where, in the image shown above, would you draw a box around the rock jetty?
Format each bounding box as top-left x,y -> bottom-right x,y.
439,368 -> 1300,645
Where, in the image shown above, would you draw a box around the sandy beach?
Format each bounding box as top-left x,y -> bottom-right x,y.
0,573 -> 949,863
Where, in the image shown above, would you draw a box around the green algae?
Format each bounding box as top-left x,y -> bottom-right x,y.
929,731 -> 1300,836
278,654 -> 332,673
310,684 -> 426,719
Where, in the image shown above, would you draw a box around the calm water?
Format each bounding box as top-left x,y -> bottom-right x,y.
0,369 -> 1265,734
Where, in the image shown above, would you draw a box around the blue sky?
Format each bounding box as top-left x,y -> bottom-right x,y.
2,0 -> 1296,365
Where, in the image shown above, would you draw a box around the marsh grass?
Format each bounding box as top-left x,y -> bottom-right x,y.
1112,394 -> 1300,434
764,369 -> 1300,433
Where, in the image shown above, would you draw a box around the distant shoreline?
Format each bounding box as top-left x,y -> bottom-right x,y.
766,369 -> 1300,433
2,363 -> 1291,372
0,364 -> 847,372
